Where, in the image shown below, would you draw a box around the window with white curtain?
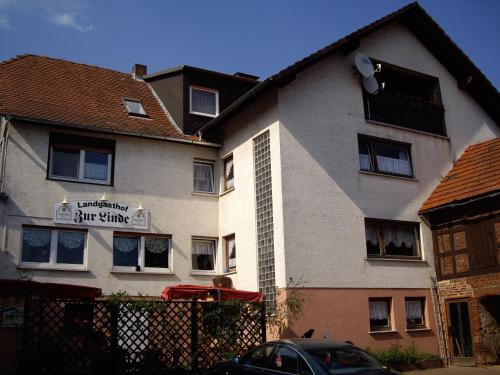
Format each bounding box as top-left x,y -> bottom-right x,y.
192,239 -> 216,271
405,297 -> 426,329
21,227 -> 87,269
369,298 -> 391,331
190,86 -> 219,117
113,234 -> 171,272
193,162 -> 215,193
49,134 -> 113,185
225,235 -> 236,271
224,156 -> 234,191
358,137 -> 413,177
365,219 -> 420,258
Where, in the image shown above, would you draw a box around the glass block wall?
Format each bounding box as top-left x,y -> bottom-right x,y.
253,130 -> 276,307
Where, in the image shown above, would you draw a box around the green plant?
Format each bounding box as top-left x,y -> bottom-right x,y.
266,277 -> 305,337
367,343 -> 440,366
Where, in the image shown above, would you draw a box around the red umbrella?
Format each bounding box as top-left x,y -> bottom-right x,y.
161,284 -> 263,302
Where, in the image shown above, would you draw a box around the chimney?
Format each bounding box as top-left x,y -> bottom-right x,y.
132,64 -> 147,79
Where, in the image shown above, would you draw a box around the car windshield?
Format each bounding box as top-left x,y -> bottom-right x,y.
305,347 -> 383,374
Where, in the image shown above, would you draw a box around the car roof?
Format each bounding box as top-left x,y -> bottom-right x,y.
267,338 -> 353,350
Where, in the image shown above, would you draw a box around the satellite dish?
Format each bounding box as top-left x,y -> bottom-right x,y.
363,76 -> 379,94
354,52 -> 375,78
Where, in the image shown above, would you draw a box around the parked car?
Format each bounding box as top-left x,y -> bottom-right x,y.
206,339 -> 400,375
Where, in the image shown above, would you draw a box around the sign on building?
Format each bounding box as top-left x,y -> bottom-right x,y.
53,200 -> 149,230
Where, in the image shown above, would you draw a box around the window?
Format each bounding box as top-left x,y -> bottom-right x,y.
192,238 -> 216,271
193,161 -> 215,193
49,133 -> 114,185
124,99 -> 147,117
358,137 -> 413,177
21,227 -> 86,269
223,155 -> 234,191
225,234 -> 236,272
190,86 -> 219,117
369,298 -> 392,331
242,344 -> 276,368
306,347 -> 383,373
362,59 -> 445,136
406,297 -> 426,329
113,234 -> 171,272
365,219 -> 420,258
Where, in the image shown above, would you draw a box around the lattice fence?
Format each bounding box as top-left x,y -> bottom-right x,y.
21,299 -> 266,375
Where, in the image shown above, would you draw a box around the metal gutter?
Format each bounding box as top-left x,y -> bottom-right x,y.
419,191 -> 500,216
4,114 -> 221,148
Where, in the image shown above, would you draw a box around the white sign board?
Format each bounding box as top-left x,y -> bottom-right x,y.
53,200 -> 149,229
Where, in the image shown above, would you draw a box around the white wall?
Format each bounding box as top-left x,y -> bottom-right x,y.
277,22 -> 498,288
0,123 -> 220,296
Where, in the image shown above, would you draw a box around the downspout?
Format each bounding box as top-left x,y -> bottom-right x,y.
0,114 -> 11,193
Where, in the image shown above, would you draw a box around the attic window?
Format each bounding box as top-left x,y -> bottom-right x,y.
124,99 -> 147,117
190,86 -> 219,117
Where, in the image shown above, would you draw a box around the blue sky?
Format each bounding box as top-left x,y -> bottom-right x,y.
1,0 -> 499,89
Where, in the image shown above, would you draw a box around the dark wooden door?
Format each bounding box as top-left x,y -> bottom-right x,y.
448,301 -> 474,365
467,221 -> 497,270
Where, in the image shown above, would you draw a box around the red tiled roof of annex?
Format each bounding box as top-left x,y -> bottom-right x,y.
0,54 -> 194,140
420,137 -> 500,212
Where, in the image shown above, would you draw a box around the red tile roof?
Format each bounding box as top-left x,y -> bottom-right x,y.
420,137 -> 500,212
0,54 -> 194,140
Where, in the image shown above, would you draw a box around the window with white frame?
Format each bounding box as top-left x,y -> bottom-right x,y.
49,133 -> 114,185
358,137 -> 413,177
224,155 -> 234,191
190,86 -> 219,117
124,99 -> 147,117
369,298 -> 392,331
225,234 -> 236,272
193,161 -> 215,193
192,238 -> 216,271
113,234 -> 171,272
21,227 -> 87,269
365,219 -> 420,258
405,297 -> 426,329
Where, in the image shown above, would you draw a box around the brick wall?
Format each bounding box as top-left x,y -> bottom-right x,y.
437,271 -> 500,365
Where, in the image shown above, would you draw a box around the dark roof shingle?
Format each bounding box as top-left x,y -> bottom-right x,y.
419,137 -> 500,212
0,54 -> 194,140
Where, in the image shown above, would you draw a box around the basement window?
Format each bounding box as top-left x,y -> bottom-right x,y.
363,60 -> 446,136
124,99 -> 148,117
365,219 -> 420,258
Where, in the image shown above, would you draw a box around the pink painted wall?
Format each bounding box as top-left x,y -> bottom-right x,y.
280,288 -> 440,354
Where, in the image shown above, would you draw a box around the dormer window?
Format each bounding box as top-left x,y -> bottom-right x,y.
124,99 -> 147,117
190,86 -> 219,117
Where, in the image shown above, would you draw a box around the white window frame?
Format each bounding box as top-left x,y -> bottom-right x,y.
193,160 -> 215,194
20,227 -> 88,271
123,98 -> 147,116
112,234 -> 172,274
189,86 -> 219,118
49,146 -> 113,185
224,234 -> 236,272
191,237 -> 217,274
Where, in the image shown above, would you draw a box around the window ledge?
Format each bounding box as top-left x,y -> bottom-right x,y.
369,330 -> 398,335
365,257 -> 427,264
47,177 -> 112,187
18,265 -> 88,272
365,119 -> 450,140
189,111 -> 218,118
359,170 -> 418,182
224,270 -> 237,275
110,269 -> 174,275
219,188 -> 235,197
406,328 -> 432,332
191,192 -> 217,197
190,271 -> 217,276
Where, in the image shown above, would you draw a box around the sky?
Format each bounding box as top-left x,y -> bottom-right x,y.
0,0 -> 499,89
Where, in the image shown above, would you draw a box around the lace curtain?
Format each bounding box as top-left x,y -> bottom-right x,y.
192,89 -> 216,115
225,158 -> 234,189
365,223 -> 380,246
84,152 -> 108,180
114,237 -> 139,253
194,164 -> 214,193
145,237 -> 169,254
227,238 -> 236,268
406,300 -> 423,320
383,225 -> 416,249
23,229 -> 51,247
376,148 -> 412,176
58,231 -> 84,249
193,240 -> 215,255
369,300 -> 388,320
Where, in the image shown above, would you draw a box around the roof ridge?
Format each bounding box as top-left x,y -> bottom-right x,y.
0,54 -> 132,78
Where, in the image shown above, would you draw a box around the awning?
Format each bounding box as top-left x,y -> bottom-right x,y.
0,279 -> 102,299
161,284 -> 263,302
